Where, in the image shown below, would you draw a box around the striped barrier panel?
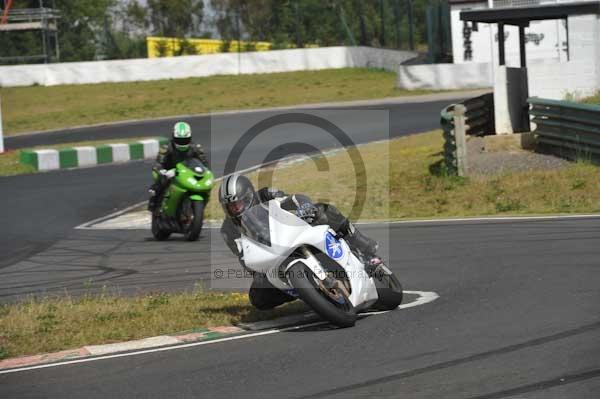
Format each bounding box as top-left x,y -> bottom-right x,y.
19,137 -> 168,171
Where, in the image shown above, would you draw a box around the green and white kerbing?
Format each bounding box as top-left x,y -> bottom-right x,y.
19,137 -> 168,171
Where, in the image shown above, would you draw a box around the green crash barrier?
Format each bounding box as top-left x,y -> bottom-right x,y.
529,97 -> 600,159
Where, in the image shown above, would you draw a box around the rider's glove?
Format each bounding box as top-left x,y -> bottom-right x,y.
295,203 -> 318,224
160,169 -> 176,179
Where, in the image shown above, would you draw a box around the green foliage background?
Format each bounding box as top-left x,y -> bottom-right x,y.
0,0 -> 434,64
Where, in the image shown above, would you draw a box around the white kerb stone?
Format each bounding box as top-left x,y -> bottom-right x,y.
110,143 -> 130,162
35,149 -> 59,171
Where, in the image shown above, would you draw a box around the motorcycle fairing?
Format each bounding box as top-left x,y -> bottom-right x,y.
240,200 -> 378,308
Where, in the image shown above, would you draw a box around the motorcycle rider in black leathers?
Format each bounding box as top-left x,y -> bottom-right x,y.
219,174 -> 383,310
148,121 -> 210,212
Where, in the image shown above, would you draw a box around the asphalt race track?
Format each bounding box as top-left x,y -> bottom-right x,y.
1,218 -> 599,398
0,97 -> 461,271
1,95 -> 599,397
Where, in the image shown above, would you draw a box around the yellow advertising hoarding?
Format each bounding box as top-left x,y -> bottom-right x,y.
146,36 -> 274,58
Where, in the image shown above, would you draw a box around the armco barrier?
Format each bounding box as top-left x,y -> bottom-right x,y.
461,93 -> 495,137
440,93 -> 494,175
19,137 -> 167,171
529,97 -> 600,158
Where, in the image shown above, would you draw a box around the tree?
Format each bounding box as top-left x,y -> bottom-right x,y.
55,0 -> 116,61
105,0 -> 205,59
147,0 -> 204,38
0,0 -> 115,63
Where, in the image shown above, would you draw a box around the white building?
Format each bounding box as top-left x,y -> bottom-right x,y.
450,0 -> 574,66
399,0 -> 600,100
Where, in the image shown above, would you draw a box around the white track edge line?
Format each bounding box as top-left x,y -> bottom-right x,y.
359,214 -> 600,225
0,290 -> 438,375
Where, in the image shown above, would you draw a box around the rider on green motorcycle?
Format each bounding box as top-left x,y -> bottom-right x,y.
148,122 -> 210,211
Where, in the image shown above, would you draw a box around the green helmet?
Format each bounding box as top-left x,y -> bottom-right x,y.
172,121 -> 192,152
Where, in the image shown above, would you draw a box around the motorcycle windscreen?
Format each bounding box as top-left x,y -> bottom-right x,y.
182,158 -> 208,174
240,204 -> 271,247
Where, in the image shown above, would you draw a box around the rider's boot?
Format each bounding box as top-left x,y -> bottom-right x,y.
249,273 -> 295,310
343,224 -> 383,277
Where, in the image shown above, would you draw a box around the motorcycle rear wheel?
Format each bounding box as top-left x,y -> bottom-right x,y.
287,262 -> 356,328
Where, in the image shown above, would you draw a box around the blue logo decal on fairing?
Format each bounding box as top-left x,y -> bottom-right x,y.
325,232 -> 344,260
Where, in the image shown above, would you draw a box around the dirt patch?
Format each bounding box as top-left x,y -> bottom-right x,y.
466,136 -> 570,176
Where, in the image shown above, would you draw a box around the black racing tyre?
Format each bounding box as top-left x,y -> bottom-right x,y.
151,212 -> 171,241
183,200 -> 205,241
372,268 -> 403,311
287,263 -> 356,328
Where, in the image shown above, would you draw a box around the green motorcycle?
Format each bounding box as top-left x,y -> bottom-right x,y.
151,158 -> 214,241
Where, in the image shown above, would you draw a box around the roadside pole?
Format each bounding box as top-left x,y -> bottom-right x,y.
0,95 -> 4,153
487,0 -> 496,81
236,10 -> 241,76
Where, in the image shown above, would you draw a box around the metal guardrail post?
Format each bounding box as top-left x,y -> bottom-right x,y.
440,93 -> 493,176
441,105 -> 457,175
453,104 -> 468,176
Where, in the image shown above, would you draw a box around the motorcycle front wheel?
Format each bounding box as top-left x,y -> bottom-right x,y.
181,199 -> 205,241
287,262 -> 356,328
371,267 -> 403,311
151,212 -> 171,241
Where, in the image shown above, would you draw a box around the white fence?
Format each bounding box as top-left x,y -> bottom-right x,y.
397,62 -> 493,90
398,61 -> 600,100
0,46 -> 417,87
528,61 -> 600,100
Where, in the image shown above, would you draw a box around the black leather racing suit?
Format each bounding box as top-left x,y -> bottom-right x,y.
220,187 -> 377,310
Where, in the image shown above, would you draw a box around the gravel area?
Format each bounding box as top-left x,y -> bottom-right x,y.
466,136 -> 570,175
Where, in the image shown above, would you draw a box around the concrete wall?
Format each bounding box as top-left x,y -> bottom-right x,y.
527,61 -> 599,100
0,46 -> 417,87
398,60 -> 599,100
494,66 -> 530,134
568,13 -> 600,95
348,46 -> 417,71
397,62 -> 493,90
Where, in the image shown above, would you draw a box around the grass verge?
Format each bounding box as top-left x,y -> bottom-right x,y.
0,289 -> 307,360
581,90 -> 600,105
0,68 -> 433,136
0,136 -> 163,177
204,130 -> 600,219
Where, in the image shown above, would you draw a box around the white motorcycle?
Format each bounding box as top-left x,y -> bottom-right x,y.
236,198 -> 403,327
